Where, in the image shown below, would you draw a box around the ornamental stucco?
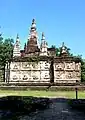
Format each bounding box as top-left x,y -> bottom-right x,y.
5,58 -> 81,83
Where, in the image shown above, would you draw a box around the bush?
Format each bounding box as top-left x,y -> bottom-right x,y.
0,96 -> 50,113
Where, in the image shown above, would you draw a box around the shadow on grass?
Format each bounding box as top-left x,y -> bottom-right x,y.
0,96 -> 85,119
0,96 -> 51,119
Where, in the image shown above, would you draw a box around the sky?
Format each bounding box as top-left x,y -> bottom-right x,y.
0,0 -> 85,58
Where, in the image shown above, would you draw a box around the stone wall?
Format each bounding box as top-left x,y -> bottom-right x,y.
54,57 -> 81,83
5,56 -> 81,84
8,60 -> 51,83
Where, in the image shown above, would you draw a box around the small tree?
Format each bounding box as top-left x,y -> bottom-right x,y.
0,33 -> 14,81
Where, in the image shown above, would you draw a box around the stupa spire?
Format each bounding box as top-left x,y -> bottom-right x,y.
16,33 -> 19,39
61,42 -> 67,53
31,19 -> 36,31
16,33 -> 20,42
29,19 -> 37,39
40,32 -> 48,56
42,32 -> 45,40
60,42 -> 68,56
26,19 -> 40,54
13,34 -> 21,57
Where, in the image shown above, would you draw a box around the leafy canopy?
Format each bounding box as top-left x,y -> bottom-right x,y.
0,35 -> 14,67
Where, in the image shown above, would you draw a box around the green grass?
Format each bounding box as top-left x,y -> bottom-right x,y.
0,90 -> 85,99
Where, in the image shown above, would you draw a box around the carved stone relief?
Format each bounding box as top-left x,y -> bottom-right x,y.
32,75 -> 39,80
31,62 -> 40,70
64,62 -> 75,70
17,71 -> 29,80
75,63 -> 81,71
66,72 -> 73,79
22,62 -> 31,69
13,64 -> 18,69
31,63 -> 36,68
44,62 -> 50,69
55,63 -> 64,70
23,75 -> 28,80
55,71 -> 64,79
8,59 -> 81,83
10,62 -> 20,70
65,63 -> 71,69
41,71 -> 50,79
76,72 -> 81,78
40,61 -> 50,70
31,71 -> 40,80
44,72 -> 49,78
13,75 -> 18,80
55,71 -> 78,80
54,62 -> 76,71
55,71 -> 63,79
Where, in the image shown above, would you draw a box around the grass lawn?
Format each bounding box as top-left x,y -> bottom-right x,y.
0,90 -> 85,99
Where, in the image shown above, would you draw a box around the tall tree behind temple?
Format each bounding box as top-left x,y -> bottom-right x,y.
0,35 -> 14,81
81,59 -> 85,82
0,34 -> 3,68
0,34 -> 14,68
3,38 -> 14,65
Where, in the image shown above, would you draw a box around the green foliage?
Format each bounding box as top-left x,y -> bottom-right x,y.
0,35 -> 14,68
3,38 -> 14,62
56,48 -> 60,56
51,45 -> 60,56
73,55 -> 85,82
51,45 -> 56,49
81,59 -> 85,82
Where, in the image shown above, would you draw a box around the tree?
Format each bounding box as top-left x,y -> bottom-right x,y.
51,45 -> 60,56
0,37 -> 14,82
56,47 -> 60,56
51,45 -> 56,49
0,34 -> 4,67
0,38 -> 14,67
81,59 -> 85,82
3,38 -> 14,63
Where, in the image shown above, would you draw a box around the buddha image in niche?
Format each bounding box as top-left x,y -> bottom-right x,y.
23,75 -> 28,80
